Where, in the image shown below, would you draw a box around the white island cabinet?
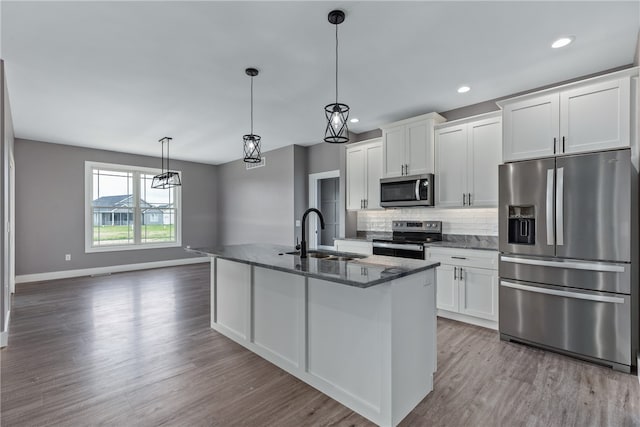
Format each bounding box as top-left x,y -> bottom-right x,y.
204,244 -> 438,427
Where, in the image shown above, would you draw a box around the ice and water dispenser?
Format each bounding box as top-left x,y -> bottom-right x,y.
508,206 -> 535,245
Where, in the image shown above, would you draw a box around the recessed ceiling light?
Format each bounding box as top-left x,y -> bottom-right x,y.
457,86 -> 470,94
551,36 -> 575,49
350,118 -> 359,123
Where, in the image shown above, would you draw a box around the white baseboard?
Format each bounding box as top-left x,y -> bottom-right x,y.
1,309 -> 9,348
437,310 -> 498,331
15,257 -> 210,284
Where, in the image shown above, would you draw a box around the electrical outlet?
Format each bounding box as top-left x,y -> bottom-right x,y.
65,254 -> 71,261
295,220 -> 301,227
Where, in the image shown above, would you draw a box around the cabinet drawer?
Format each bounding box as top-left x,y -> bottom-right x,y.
427,247 -> 497,270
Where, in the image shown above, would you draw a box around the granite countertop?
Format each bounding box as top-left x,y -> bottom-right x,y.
188,243 -> 439,288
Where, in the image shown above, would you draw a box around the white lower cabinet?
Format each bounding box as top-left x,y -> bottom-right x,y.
427,247 -> 499,329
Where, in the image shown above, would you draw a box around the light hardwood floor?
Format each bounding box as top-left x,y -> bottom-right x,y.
1,264 -> 638,426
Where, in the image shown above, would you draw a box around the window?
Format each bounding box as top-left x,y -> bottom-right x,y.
85,161 -> 181,252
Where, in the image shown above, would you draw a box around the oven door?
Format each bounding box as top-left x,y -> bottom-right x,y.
372,241 -> 425,259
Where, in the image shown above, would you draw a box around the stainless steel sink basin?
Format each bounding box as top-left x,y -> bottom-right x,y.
284,250 -> 363,261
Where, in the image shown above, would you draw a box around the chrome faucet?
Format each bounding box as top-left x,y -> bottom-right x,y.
299,208 -> 325,258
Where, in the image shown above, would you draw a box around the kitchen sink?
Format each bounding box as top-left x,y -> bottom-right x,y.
283,250 -> 363,261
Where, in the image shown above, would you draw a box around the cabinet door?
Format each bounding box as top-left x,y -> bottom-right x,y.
503,93 -> 559,162
560,78 -> 630,154
346,147 -> 365,210
406,120 -> 433,175
435,124 -> 467,207
435,264 -> 458,312
364,142 -> 383,209
383,126 -> 405,177
468,117 -> 501,207
458,267 -> 497,321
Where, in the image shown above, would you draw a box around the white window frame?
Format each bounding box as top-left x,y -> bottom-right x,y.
85,161 -> 182,253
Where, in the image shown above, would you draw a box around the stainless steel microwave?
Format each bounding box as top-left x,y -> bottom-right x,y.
380,174 -> 434,207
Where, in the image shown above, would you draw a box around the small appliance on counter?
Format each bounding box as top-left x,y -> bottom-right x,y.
380,174 -> 434,207
372,220 -> 442,259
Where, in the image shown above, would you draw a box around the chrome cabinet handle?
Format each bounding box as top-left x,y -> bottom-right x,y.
459,267 -> 463,280
553,137 -> 556,154
365,199 -> 368,209
468,193 -> 471,205
463,193 -> 466,206
454,266 -> 457,280
562,136 -> 565,153
451,256 -> 467,260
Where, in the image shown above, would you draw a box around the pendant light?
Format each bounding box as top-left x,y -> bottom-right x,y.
243,67 -> 262,163
151,137 -> 182,189
324,9 -> 349,144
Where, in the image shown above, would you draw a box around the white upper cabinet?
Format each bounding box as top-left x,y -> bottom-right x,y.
382,112 -> 446,178
500,69 -> 636,162
346,138 -> 383,210
502,93 -> 559,161
435,113 -> 501,208
560,78 -> 630,154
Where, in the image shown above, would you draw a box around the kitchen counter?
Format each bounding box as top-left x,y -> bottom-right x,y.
425,235 -> 498,251
189,243 -> 439,288
196,243 -> 438,426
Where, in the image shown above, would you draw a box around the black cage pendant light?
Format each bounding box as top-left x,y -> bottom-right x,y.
151,137 -> 182,189
324,9 -> 349,144
243,67 -> 262,163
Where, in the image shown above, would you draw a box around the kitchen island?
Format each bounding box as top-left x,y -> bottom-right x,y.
190,244 -> 440,427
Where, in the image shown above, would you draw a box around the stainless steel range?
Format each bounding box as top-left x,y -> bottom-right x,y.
372,221 -> 442,259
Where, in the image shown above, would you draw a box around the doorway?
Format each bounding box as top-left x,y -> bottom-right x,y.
308,170 -> 341,250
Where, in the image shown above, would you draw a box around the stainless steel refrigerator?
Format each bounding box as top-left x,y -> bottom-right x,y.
498,148 -> 635,372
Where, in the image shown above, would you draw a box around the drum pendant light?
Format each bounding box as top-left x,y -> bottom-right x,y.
151,137 -> 182,189
243,67 -> 262,163
324,9 -> 349,144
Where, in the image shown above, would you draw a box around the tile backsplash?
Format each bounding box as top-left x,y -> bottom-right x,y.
357,208 -> 498,236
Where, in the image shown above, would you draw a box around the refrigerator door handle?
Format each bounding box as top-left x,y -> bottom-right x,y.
546,169 -> 555,245
556,167 -> 564,246
500,280 -> 625,304
500,256 -> 626,273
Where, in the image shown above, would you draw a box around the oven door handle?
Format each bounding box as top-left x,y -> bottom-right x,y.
500,280 -> 625,304
372,242 -> 424,252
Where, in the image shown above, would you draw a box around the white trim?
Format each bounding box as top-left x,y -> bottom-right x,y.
437,310 -> 498,331
308,170 -> 340,250
85,161 -> 182,253
15,257 -> 209,284
1,308 -> 9,347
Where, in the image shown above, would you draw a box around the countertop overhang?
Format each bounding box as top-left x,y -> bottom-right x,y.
188,244 -> 439,288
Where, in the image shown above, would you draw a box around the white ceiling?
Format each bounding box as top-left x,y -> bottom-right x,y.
2,1 -> 639,165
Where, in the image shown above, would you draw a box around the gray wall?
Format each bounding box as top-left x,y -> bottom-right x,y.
293,145 -> 308,244
217,145 -> 295,246
1,59 -> 14,339
14,139 -> 218,275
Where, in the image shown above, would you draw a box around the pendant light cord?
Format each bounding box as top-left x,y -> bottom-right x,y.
335,23 -> 339,104
250,76 -> 254,135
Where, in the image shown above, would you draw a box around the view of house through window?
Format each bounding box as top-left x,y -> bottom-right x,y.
87,162 -> 180,250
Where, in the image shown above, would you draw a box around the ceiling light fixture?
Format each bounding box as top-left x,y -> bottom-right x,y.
457,86 -> 470,93
151,137 -> 182,189
243,67 -> 262,163
350,118 -> 359,123
324,9 -> 349,144
551,36 -> 575,49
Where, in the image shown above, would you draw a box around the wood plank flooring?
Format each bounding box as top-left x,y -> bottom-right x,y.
1,264 -> 638,426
